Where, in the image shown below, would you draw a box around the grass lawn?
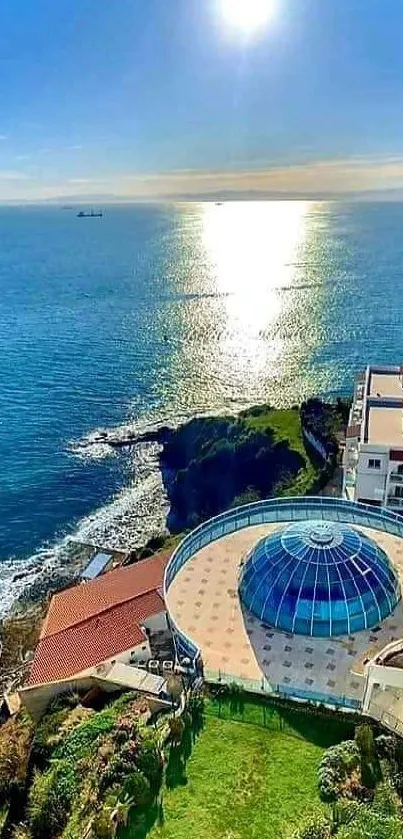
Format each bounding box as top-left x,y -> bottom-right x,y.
244,407 -> 321,497
123,711 -> 328,839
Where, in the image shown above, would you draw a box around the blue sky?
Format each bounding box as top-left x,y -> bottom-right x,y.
1,0 -> 403,200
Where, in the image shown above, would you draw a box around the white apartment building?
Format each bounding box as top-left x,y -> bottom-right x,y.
343,364 -> 403,510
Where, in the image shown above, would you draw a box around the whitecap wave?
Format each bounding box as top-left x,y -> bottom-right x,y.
3,398 -> 259,618
1,439 -> 169,618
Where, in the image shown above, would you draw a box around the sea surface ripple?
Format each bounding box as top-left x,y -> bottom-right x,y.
1,200 -> 403,612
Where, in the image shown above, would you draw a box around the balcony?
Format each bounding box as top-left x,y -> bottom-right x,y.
389,473 -> 403,484
387,495 -> 403,509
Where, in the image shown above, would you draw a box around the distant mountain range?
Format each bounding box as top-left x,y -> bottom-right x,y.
3,188 -> 403,205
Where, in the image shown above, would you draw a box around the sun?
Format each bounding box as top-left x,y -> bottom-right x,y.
220,0 -> 276,33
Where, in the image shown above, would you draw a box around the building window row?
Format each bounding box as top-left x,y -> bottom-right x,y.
368,459 -> 381,469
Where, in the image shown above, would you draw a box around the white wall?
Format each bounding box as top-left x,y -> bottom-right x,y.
355,447 -> 389,502
20,675 -> 96,720
20,610 -> 169,718
363,662 -> 403,712
20,637 -> 153,719
111,638 -> 151,667
142,610 -> 169,633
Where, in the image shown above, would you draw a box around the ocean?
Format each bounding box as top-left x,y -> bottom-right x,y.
1,199 -> 403,612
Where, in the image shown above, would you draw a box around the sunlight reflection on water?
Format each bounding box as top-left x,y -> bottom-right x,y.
166,200 -> 329,410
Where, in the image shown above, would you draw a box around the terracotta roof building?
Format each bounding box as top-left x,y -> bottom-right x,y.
26,553 -> 170,688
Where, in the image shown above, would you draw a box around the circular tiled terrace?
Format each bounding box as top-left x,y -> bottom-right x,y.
164,499 -> 403,705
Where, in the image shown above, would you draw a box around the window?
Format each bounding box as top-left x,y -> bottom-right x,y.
368,459 -> 381,469
398,464 -> 403,475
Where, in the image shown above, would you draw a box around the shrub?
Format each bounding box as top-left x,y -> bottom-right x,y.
337,806 -> 403,839
232,488 -> 261,506
289,810 -> 331,839
390,770 -> 403,800
135,733 -> 163,786
318,741 -> 360,802
92,809 -> 114,839
98,754 -> 128,793
0,714 -> 34,804
188,693 -> 204,717
28,696 -> 163,839
29,765 -> 67,839
375,733 -> 398,768
32,707 -> 71,765
124,770 -> 150,806
54,706 -> 117,762
28,759 -> 77,839
373,781 -> 400,817
333,799 -> 361,828
168,716 -> 184,747
240,404 -> 272,418
9,826 -> 31,839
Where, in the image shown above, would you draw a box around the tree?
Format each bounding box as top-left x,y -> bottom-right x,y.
166,674 -> 182,709
355,725 -> 375,764
233,488 -> 261,506
355,725 -> 377,789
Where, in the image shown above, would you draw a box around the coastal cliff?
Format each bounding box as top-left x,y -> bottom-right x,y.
159,399 -> 349,532
9,398 -> 348,611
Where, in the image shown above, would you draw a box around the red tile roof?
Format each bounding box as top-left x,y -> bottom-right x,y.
41,552 -> 168,638
27,553 -> 169,687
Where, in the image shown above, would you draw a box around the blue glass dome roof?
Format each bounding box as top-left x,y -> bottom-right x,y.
239,520 -> 401,637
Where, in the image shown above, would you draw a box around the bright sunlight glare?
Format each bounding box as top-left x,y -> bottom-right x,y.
220,0 -> 276,33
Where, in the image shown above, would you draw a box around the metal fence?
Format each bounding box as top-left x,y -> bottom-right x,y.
204,669 -> 274,695
204,668 -> 361,712
368,700 -> 403,737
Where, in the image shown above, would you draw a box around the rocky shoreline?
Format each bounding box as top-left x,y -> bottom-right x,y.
75,424 -> 174,451
8,397 -> 349,617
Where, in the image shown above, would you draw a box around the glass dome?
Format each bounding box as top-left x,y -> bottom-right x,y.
238,519 -> 401,637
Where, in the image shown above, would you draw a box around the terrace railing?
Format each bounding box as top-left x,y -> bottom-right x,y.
367,700 -> 403,737
389,473 -> 403,484
163,496 -> 403,705
204,669 -> 362,712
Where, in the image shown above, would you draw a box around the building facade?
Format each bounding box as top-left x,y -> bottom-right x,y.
343,364 -> 403,510
20,553 -> 172,718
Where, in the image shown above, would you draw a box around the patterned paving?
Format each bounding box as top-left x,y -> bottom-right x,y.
166,523 -> 403,702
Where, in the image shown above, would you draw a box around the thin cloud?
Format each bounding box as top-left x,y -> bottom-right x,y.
0,171 -> 32,181
0,135 -> 7,141
2,154 -> 403,201
67,177 -> 102,185
113,155 -> 403,197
